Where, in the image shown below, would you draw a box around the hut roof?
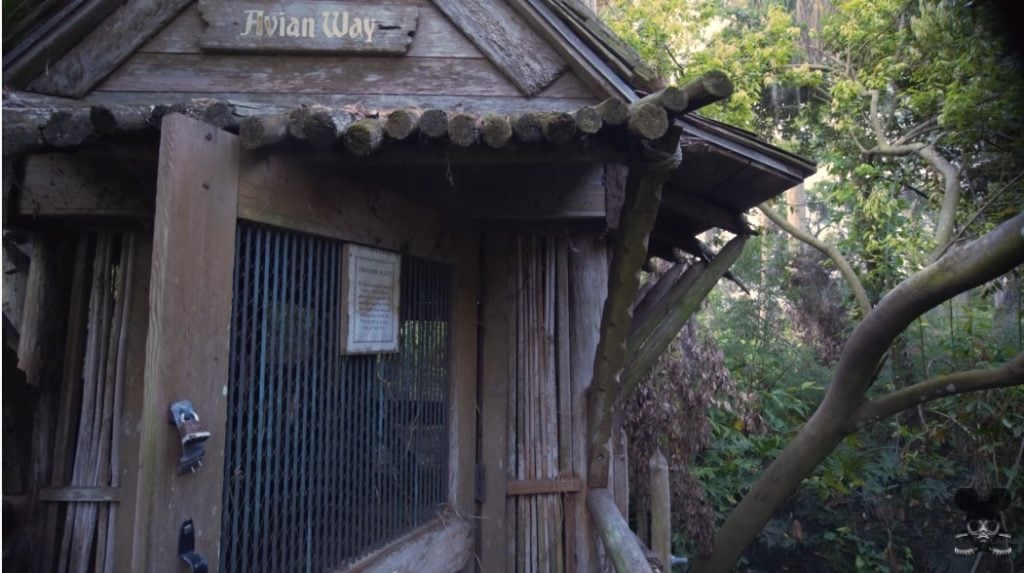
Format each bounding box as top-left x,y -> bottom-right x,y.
2,0 -> 816,257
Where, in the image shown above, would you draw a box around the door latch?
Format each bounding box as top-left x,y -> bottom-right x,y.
169,400 -> 210,475
178,519 -> 209,573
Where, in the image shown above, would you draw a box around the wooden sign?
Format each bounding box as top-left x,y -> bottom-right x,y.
340,244 -> 401,354
198,0 -> 418,54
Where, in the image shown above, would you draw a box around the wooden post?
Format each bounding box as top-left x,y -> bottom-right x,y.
477,229 -> 512,573
130,114 -> 239,572
587,489 -> 654,573
649,449 -> 670,570
568,230 -> 607,572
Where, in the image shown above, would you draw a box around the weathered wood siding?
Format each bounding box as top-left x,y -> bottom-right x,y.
88,0 -> 601,113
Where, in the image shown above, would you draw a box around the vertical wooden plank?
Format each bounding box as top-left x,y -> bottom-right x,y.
131,113 -> 239,572
450,222 -> 480,548
113,233 -> 153,573
555,231 -> 574,573
19,231 -> 76,572
567,229 -> 607,573
508,236 -> 521,572
42,236 -> 90,572
478,230 -> 511,573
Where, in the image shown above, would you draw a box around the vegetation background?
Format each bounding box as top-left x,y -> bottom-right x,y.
599,0 -> 1024,570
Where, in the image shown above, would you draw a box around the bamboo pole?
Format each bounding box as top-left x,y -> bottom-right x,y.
92,237 -> 129,572
103,234 -> 135,573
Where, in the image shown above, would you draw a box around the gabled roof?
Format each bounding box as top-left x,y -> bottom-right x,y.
2,0 -> 816,256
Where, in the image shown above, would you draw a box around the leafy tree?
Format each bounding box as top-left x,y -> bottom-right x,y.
604,0 -> 1024,569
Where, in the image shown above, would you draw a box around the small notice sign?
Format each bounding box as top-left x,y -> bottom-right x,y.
340,244 -> 401,354
198,0 -> 418,55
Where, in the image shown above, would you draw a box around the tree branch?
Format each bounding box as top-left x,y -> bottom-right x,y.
861,90 -> 926,156
932,171 -> 1024,260
694,211 -> 1024,573
917,144 -> 961,263
847,352 -> 1024,431
759,203 -> 872,318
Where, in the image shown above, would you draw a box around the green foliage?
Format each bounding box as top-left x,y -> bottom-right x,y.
607,0 -> 1024,568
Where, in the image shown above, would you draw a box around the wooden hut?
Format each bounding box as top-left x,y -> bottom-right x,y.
1,1 -> 815,571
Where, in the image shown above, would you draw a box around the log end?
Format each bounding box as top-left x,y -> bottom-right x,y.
627,104 -> 669,140
89,106 -> 119,136
385,108 -> 420,140
542,112 -> 577,145
201,100 -> 236,129
596,98 -> 629,126
343,119 -> 384,156
42,111 -> 93,148
448,113 -> 478,147
419,109 -> 449,139
574,106 -> 603,134
699,69 -> 734,99
512,113 -> 544,143
480,114 -> 512,148
302,110 -> 340,146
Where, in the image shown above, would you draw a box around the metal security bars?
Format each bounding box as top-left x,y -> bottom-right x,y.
221,223 -> 452,572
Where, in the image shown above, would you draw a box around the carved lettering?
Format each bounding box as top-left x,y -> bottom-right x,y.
241,10 -> 263,36
199,1 -> 416,54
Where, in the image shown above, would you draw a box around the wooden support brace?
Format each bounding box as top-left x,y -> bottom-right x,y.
506,478 -> 582,496
586,139 -> 682,489
623,235 -> 747,389
588,488 -> 655,573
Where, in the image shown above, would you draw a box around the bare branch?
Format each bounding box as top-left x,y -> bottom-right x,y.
759,203 -> 873,318
933,171 -> 1024,260
860,90 -> 926,156
847,352 -> 1024,431
894,116 -> 939,146
917,145 -> 961,262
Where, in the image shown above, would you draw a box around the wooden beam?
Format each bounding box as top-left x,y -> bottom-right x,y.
587,140 -> 682,489
2,0 -> 124,88
39,487 -> 121,503
431,0 -> 566,96
27,0 -> 194,97
131,114 -> 238,571
341,514 -> 473,573
14,153 -> 153,219
506,478 -> 583,496
623,235 -> 747,390
660,191 -> 746,234
587,489 -> 654,573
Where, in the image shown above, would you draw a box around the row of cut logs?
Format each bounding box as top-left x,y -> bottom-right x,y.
3,71 -> 734,157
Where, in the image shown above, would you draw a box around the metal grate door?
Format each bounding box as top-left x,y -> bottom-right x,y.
221,223 -> 452,572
